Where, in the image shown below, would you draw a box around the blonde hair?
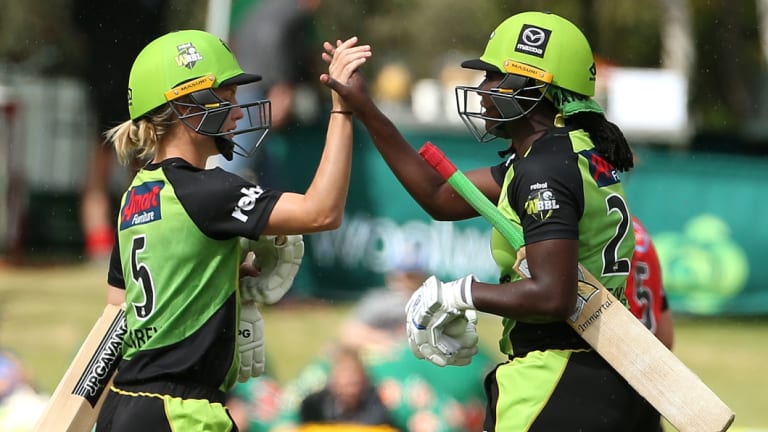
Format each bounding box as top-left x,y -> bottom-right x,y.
105,105 -> 175,166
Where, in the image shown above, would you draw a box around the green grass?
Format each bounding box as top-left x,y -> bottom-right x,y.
0,263 -> 766,430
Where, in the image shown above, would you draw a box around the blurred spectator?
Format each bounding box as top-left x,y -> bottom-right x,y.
346,290 -> 490,432
299,346 -> 396,430
271,252 -> 493,432
0,350 -> 48,431
227,373 -> 284,432
72,0 -> 168,261
215,0 -> 323,185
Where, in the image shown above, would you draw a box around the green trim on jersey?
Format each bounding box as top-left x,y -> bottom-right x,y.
117,167 -> 241,389
492,128 -> 635,356
492,156 -> 525,356
491,159 -> 523,280
165,397 -> 233,431
494,350 -> 570,431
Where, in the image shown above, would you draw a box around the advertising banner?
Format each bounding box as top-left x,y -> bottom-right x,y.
225,123 -> 768,315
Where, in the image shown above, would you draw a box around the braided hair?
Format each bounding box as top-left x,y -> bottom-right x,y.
566,112 -> 634,172
549,86 -> 634,172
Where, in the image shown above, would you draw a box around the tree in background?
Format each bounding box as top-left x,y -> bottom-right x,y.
0,0 -> 766,146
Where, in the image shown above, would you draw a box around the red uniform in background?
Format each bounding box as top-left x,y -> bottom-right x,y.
625,217 -> 673,430
626,217 -> 667,336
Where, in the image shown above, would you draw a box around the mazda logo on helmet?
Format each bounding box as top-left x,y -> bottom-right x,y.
515,24 -> 552,59
522,28 -> 546,46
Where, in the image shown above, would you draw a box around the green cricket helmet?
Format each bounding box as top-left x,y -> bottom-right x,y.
128,29 -> 271,160
456,12 -> 596,142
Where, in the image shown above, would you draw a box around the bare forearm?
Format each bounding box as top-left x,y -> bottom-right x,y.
471,278 -> 575,321
471,239 -> 581,321
107,284 -> 125,306
301,113 -> 354,228
656,309 -> 675,350
356,105 -> 471,219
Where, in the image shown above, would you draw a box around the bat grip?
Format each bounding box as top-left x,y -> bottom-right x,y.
418,142 -> 457,179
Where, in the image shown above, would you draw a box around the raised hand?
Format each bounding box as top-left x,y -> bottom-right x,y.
321,36 -> 370,84
320,37 -> 374,114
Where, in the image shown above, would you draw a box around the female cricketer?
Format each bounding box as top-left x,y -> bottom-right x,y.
324,11 -> 659,431
94,29 -> 370,431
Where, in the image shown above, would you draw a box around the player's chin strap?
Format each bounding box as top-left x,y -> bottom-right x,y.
216,137 -> 236,161
219,127 -> 271,161
171,87 -> 272,161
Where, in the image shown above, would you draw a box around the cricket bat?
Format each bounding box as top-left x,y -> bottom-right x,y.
418,142 -> 735,432
33,303 -> 126,432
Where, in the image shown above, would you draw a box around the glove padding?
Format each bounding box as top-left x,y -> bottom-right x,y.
405,275 -> 479,367
238,302 -> 265,382
240,235 -> 304,304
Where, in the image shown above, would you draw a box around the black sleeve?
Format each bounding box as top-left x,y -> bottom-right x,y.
490,158 -> 513,187
507,137 -> 582,244
166,164 -> 282,241
106,232 -> 125,289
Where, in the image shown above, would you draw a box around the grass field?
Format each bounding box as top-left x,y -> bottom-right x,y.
1,262 -> 766,430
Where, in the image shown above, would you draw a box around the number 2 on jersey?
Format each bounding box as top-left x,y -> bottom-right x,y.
603,194 -> 631,276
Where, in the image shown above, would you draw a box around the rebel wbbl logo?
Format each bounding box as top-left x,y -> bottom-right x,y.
176,42 -> 203,70
515,24 -> 551,58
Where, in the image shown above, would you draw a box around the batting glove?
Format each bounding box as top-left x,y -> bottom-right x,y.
405,275 -> 479,367
238,302 -> 265,382
444,309 -> 480,366
240,235 -> 304,304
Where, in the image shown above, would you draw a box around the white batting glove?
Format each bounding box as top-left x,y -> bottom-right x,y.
405,275 -> 479,367
444,310 -> 480,366
238,302 -> 265,382
240,235 -> 304,304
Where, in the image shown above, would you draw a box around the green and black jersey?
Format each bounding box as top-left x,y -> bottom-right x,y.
106,157 -> 282,392
489,126 -> 635,356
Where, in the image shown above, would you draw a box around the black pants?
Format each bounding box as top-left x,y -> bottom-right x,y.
482,349 -> 662,432
95,381 -> 237,432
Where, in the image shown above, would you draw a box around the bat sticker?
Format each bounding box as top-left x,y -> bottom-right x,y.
73,309 -> 126,407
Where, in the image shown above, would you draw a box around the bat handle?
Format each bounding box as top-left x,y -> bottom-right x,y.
418,142 -> 458,179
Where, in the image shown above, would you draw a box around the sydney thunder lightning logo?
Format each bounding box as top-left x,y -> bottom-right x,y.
176,42 -> 203,69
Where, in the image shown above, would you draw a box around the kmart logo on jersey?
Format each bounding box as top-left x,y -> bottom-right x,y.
120,181 -> 165,230
579,149 -> 620,187
232,185 -> 265,222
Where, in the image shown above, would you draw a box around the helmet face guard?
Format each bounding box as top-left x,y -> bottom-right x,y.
456,64 -> 551,143
167,84 -> 271,159
457,12 -> 595,142
129,30 -> 271,160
